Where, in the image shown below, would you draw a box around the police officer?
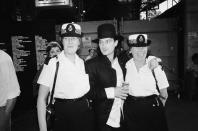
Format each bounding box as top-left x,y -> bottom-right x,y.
37,23 -> 94,131
123,34 -> 169,131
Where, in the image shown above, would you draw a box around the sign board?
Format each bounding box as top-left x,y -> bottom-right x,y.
11,35 -> 35,72
35,0 -> 72,7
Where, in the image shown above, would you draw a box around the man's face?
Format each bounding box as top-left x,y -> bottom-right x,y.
99,38 -> 118,56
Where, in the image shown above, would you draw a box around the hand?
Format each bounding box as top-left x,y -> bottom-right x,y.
159,97 -> 167,106
148,57 -> 161,70
115,83 -> 129,100
159,95 -> 167,106
159,89 -> 168,106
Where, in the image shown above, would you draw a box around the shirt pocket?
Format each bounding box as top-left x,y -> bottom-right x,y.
140,69 -> 156,85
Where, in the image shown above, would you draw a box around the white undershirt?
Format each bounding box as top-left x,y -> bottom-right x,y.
106,58 -> 124,128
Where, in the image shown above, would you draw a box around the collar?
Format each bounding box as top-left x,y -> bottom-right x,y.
98,55 -> 111,67
59,51 -> 81,64
98,55 -> 119,67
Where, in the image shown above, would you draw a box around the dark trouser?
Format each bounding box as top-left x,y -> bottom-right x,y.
0,106 -> 11,131
96,113 -> 124,131
53,97 -> 94,131
123,95 -> 169,131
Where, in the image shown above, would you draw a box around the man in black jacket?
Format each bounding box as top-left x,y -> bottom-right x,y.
85,23 -> 129,131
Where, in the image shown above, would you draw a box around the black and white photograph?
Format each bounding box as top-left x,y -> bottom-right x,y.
0,0 -> 198,131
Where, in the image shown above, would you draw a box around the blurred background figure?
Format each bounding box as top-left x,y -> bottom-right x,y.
187,53 -> 198,77
184,53 -> 198,100
0,50 -> 21,131
44,41 -> 62,64
85,48 -> 97,61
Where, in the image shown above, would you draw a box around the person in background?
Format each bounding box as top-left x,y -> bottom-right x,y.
187,53 -> 198,78
85,48 -> 97,61
37,23 -> 94,131
123,34 -> 169,131
33,41 -> 62,97
85,23 -> 129,131
45,41 -> 62,64
185,53 -> 198,100
0,50 -> 21,131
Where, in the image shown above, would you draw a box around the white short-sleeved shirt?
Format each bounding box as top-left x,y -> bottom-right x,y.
125,56 -> 169,97
0,50 -> 21,107
37,51 -> 90,99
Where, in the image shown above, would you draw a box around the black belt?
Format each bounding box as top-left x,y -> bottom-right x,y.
127,94 -> 158,101
55,96 -> 86,103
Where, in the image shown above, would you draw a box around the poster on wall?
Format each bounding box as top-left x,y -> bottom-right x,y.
11,35 -> 36,72
35,20 -> 56,70
35,35 -> 48,70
